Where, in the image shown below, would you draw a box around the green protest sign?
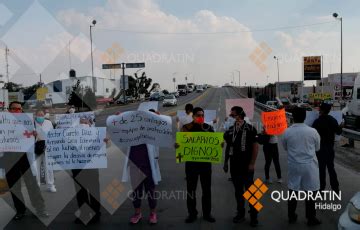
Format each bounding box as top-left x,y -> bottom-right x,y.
176,132 -> 224,164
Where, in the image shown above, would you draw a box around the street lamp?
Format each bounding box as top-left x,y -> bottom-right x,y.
90,19 -> 96,92
274,56 -> 280,98
333,12 -> 343,101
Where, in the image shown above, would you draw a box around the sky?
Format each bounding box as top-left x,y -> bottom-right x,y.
0,0 -> 360,91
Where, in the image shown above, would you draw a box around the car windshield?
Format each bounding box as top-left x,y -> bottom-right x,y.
165,95 -> 175,99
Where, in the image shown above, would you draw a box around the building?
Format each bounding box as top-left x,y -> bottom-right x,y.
275,81 -> 302,99
316,72 -> 359,100
45,76 -> 121,105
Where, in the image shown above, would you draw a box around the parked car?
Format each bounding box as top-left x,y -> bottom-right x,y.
266,101 -> 279,109
338,192 -> 360,229
149,92 -> 165,101
163,94 -> 177,107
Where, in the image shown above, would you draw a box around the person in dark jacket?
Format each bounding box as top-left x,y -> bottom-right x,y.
312,103 -> 342,193
223,106 -> 259,227
178,107 -> 216,223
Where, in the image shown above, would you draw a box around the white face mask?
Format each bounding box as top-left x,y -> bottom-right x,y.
79,123 -> 90,128
69,108 -> 75,114
44,113 -> 50,119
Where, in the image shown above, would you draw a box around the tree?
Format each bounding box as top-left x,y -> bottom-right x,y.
4,82 -> 22,92
83,87 -> 97,111
68,80 -> 82,109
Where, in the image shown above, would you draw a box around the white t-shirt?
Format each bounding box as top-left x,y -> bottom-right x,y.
178,113 -> 193,130
35,119 -> 54,141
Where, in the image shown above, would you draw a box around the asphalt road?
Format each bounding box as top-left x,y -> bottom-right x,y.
1,87 -> 359,230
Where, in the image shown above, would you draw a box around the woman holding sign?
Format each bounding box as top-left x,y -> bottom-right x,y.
122,109 -> 161,225
34,109 -> 57,192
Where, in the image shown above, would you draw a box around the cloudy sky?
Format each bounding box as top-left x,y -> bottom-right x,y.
0,0 -> 360,91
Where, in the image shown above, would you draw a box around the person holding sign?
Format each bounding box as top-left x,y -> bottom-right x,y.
72,116 -> 106,225
3,101 -> 49,221
223,106 -> 259,226
34,109 -> 57,192
312,103 -> 342,193
177,107 -> 216,223
282,106 -> 321,226
122,109 -> 161,225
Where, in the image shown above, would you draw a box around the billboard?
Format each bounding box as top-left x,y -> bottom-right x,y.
304,56 -> 321,80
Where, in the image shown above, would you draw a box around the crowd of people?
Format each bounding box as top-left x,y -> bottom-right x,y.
1,100 -> 342,227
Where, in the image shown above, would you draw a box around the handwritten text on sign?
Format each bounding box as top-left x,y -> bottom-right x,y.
261,109 -> 288,135
46,127 -> 107,170
176,132 -> 224,164
0,112 -> 35,153
55,112 -> 95,129
106,111 -> 172,147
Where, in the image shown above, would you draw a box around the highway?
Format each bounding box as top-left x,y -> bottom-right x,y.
1,87 -> 359,230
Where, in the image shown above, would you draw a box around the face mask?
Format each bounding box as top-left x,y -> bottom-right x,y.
35,117 -> 45,124
69,108 -> 75,114
44,113 -> 50,119
195,117 -> 205,124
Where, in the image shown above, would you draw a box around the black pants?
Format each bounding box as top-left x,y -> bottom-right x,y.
316,146 -> 339,192
263,143 -> 282,179
4,153 -> 45,214
230,159 -> 257,219
72,169 -> 101,216
288,190 -> 316,220
185,162 -> 212,217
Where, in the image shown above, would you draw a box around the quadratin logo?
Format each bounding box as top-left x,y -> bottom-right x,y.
101,179 -> 125,210
243,178 -> 268,212
249,42 -> 272,72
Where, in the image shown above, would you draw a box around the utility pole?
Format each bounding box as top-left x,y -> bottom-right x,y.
5,46 -> 9,83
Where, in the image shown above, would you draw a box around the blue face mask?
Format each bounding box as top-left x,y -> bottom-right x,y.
36,117 -> 45,124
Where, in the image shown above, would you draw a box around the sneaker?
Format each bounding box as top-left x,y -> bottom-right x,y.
203,215 -> 216,223
149,212 -> 158,224
185,215 -> 197,223
130,212 -> 142,224
250,218 -> 258,227
277,178 -> 283,184
307,217 -> 321,226
13,213 -> 25,221
233,213 -> 245,223
47,186 -> 57,193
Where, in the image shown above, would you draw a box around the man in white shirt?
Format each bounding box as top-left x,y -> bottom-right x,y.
282,106 -> 321,226
177,104 -> 193,130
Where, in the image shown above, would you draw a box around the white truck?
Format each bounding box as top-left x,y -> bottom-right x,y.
342,76 -> 360,139
0,88 -> 9,111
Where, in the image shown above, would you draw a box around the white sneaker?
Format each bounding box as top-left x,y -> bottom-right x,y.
277,178 -> 283,184
47,186 -> 57,193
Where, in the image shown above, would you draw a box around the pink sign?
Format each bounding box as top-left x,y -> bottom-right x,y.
225,98 -> 255,119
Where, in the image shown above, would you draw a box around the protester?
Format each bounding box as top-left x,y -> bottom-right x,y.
223,106 -> 259,226
259,128 -> 282,184
34,109 -> 56,192
312,103 -> 342,193
72,116 -> 105,224
3,101 -> 49,220
122,109 -> 161,225
176,103 -> 193,130
282,106 -> 321,226
176,107 -> 216,223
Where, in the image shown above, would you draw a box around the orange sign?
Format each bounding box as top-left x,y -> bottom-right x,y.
261,109 -> 287,135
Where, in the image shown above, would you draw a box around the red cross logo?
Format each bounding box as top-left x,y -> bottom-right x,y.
23,130 -> 33,138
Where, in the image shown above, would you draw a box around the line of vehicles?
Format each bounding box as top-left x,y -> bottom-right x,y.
149,83 -> 208,107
